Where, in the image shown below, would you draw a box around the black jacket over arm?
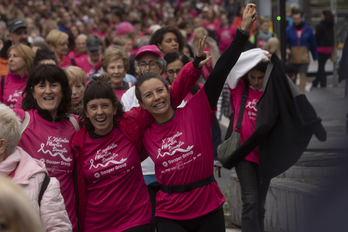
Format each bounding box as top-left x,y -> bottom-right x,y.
223,55 -> 326,182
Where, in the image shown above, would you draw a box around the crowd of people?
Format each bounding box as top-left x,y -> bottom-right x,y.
0,0 -> 341,232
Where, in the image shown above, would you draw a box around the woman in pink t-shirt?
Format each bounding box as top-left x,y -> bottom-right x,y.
71,47 -> 211,231
46,30 -> 71,68
202,6 -> 220,32
0,44 -> 33,109
134,5 -> 257,231
226,49 -> 271,232
102,48 -> 133,99
15,64 -> 78,231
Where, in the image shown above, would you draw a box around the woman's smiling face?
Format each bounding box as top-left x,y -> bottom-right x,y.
32,80 -> 63,120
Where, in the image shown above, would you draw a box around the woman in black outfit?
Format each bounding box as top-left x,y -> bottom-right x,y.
314,10 -> 334,88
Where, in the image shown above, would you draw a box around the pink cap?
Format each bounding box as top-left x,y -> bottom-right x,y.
135,45 -> 163,60
115,21 -> 135,36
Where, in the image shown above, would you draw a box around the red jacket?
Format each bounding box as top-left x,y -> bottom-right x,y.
71,61 -> 201,232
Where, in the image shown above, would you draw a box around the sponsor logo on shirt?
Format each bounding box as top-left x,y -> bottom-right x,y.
246,99 -> 258,120
7,90 -> 22,109
38,136 -> 72,162
89,143 -> 127,169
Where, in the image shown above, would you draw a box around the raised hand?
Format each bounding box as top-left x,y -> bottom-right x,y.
241,4 -> 258,32
196,36 -> 212,69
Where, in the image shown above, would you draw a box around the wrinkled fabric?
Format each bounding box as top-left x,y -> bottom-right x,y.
0,147 -> 72,231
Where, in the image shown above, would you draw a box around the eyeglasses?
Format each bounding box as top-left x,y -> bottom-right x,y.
166,69 -> 181,76
138,61 -> 158,69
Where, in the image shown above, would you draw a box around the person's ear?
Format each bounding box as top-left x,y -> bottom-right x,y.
0,139 -> 8,156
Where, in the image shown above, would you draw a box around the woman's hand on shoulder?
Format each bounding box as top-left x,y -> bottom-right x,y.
241,4 -> 258,32
196,36 -> 212,69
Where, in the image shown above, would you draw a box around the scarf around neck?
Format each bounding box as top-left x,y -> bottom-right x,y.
258,30 -> 273,41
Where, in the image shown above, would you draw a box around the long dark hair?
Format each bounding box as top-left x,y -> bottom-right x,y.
164,52 -> 201,94
22,64 -> 71,114
79,77 -> 124,131
322,10 -> 334,24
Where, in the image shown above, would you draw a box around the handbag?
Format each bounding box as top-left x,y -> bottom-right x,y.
217,84 -> 249,163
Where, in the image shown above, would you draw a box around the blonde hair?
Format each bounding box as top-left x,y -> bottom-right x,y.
258,16 -> 269,26
102,48 -> 129,73
0,176 -> 44,232
113,37 -> 126,47
46,29 -> 68,47
64,66 -> 87,87
193,27 -> 208,42
264,37 -> 282,60
7,44 -> 34,72
0,104 -> 21,156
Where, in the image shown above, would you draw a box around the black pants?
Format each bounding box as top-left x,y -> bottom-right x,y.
147,183 -> 160,232
156,207 -> 225,232
313,53 -> 331,88
235,159 -> 270,232
123,224 -> 150,232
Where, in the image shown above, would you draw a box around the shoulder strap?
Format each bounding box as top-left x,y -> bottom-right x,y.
20,112 -> 30,134
94,64 -> 102,74
68,115 -> 80,132
235,84 -> 249,130
71,58 -> 76,66
1,75 -> 5,98
38,173 -> 50,207
128,81 -> 132,88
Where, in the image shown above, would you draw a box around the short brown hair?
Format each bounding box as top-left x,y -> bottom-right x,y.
102,48 -> 129,72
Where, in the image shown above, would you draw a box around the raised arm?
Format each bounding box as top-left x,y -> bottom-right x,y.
170,36 -> 212,108
204,4 -> 258,110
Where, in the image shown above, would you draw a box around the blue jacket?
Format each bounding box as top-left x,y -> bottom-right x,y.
286,23 -> 318,60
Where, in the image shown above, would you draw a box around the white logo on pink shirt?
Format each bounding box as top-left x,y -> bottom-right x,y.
7,90 -> 22,103
89,143 -> 127,169
38,136 -> 72,162
157,131 -> 194,159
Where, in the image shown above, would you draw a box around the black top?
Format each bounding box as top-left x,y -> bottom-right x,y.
203,28 -> 249,110
315,20 -> 334,47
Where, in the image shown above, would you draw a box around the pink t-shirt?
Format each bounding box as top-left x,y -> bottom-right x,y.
60,56 -> 72,68
15,109 -> 77,231
229,80 -> 263,164
216,26 -> 237,53
180,83 -> 204,106
203,18 -> 220,31
83,127 -> 152,231
75,55 -> 102,79
257,38 -> 267,50
93,30 -> 108,39
142,89 -> 225,220
0,71 -> 27,109
114,82 -> 132,99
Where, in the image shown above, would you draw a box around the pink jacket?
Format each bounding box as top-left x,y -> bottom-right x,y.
0,147 -> 72,232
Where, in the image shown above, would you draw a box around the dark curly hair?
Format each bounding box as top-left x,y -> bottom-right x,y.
22,64 -> 71,114
149,26 -> 185,53
134,72 -> 169,104
79,77 -> 124,131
